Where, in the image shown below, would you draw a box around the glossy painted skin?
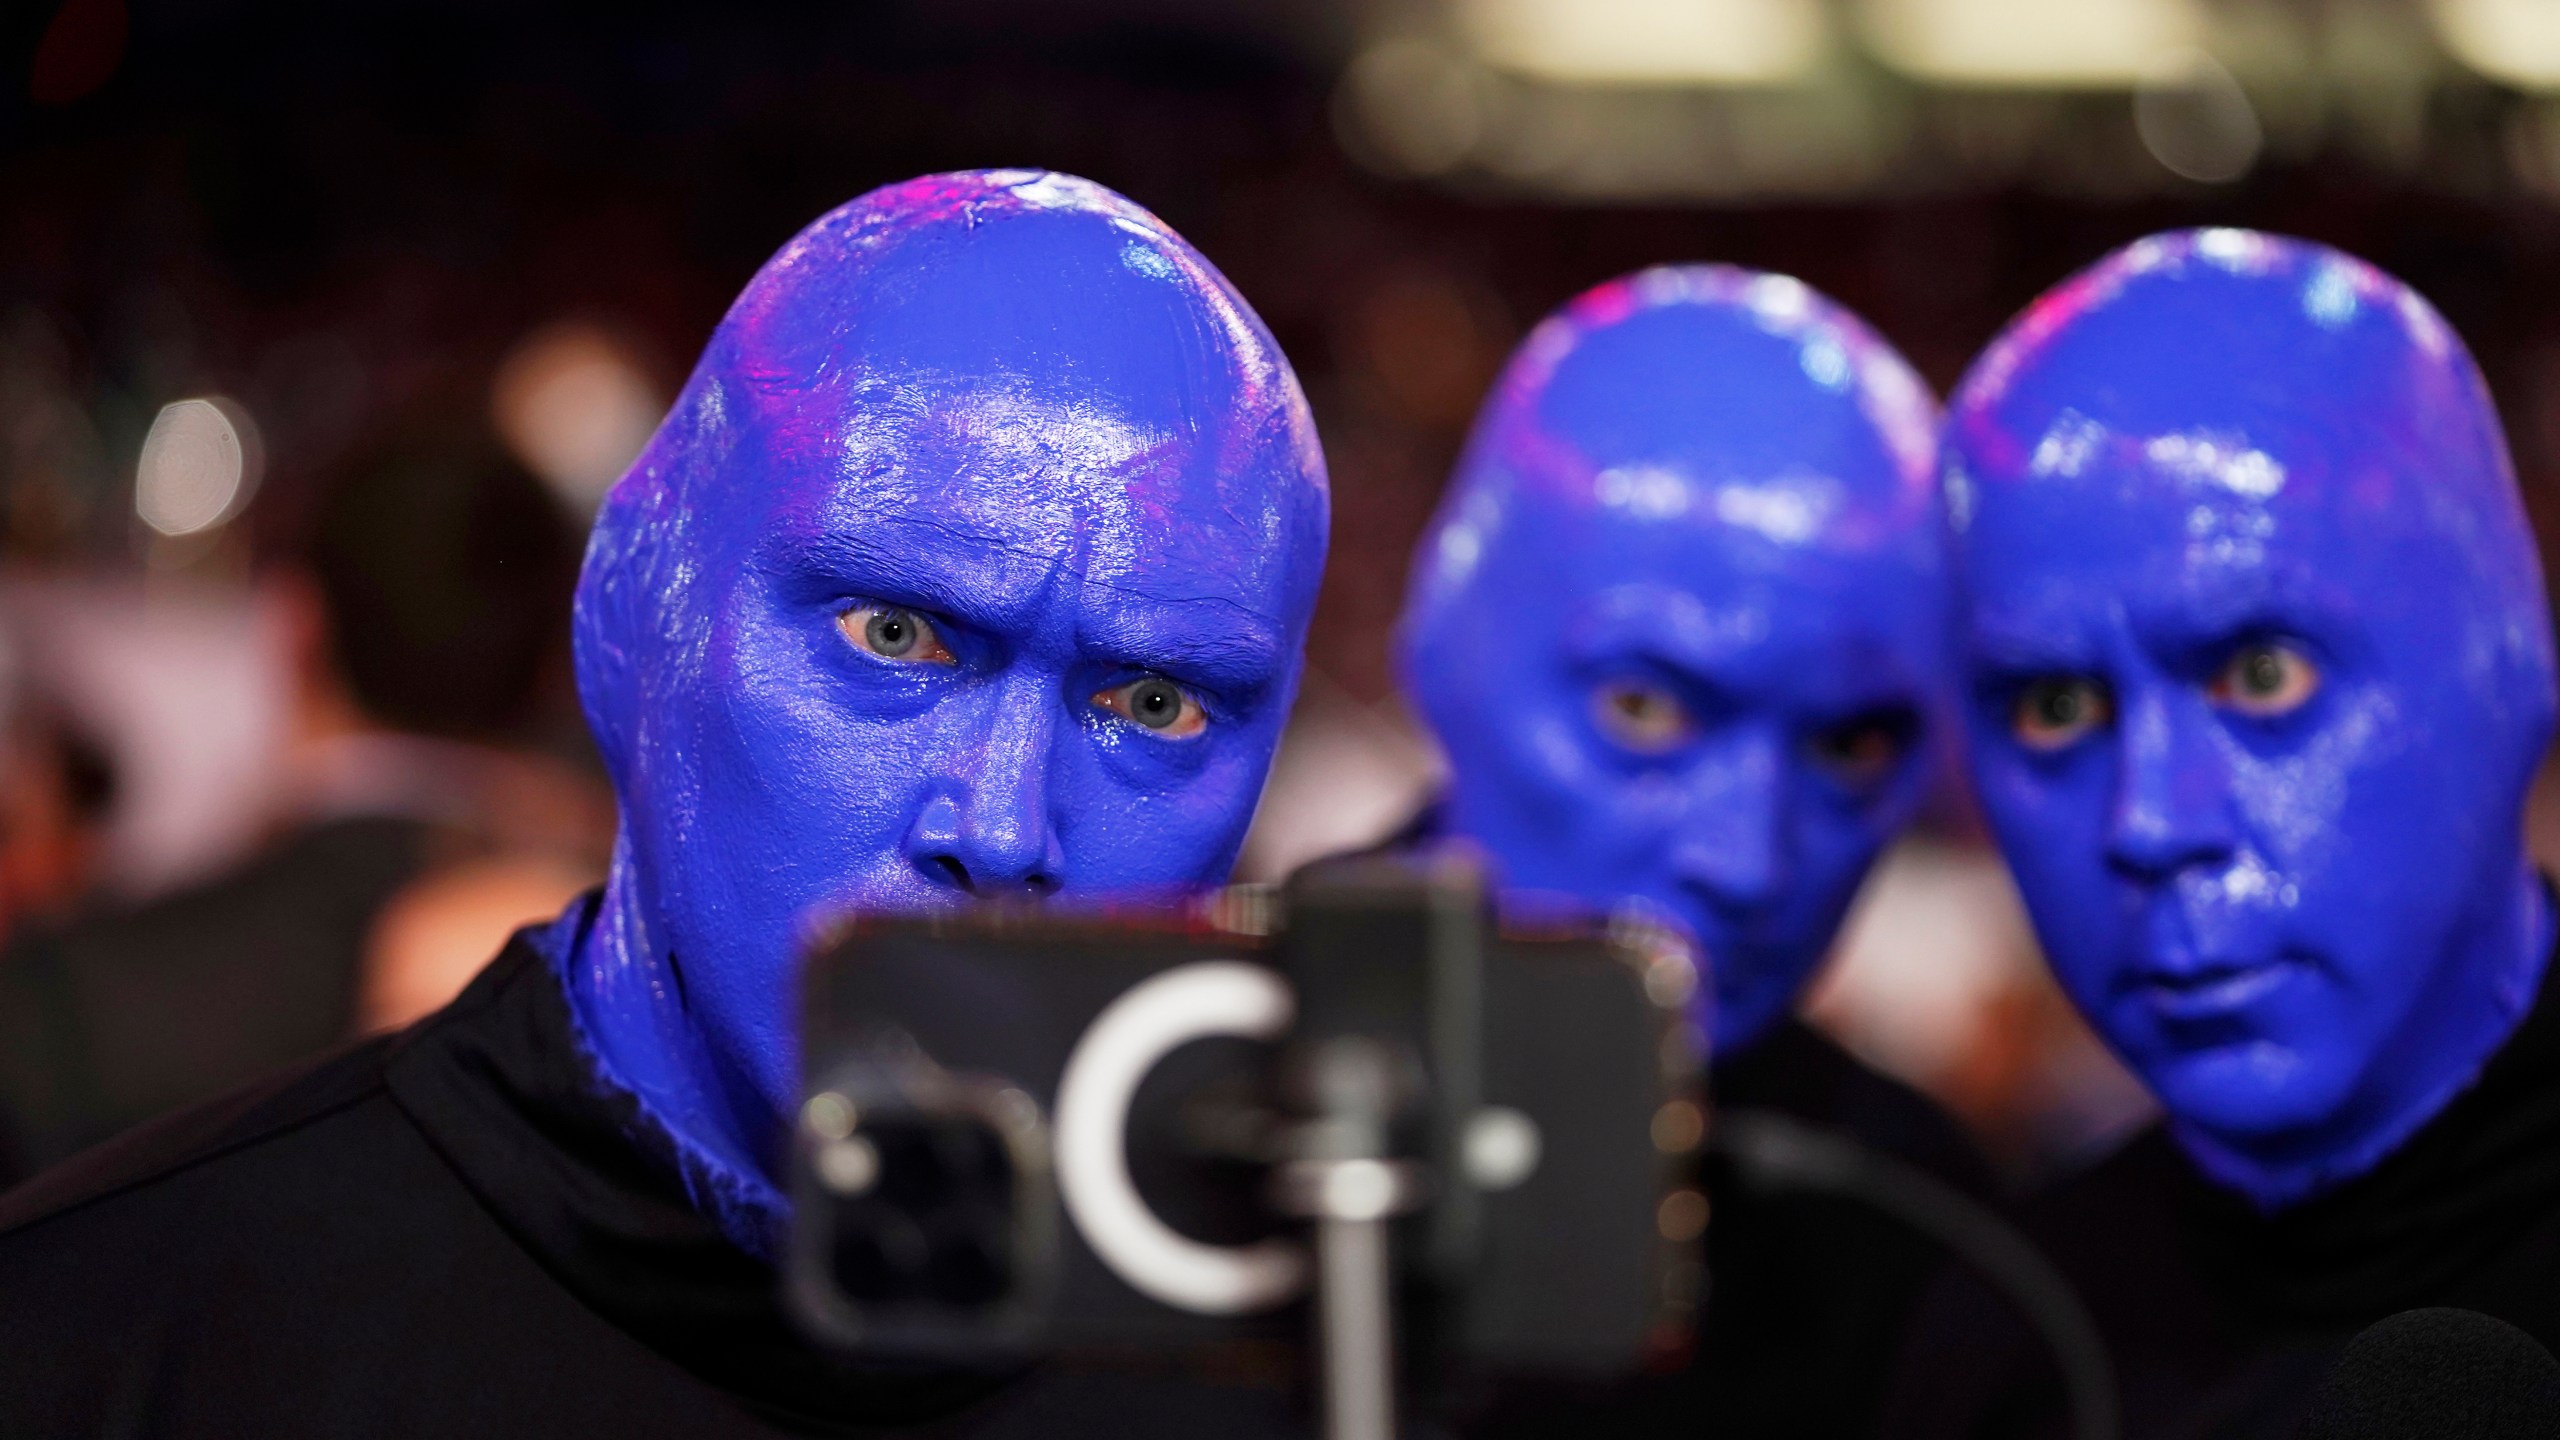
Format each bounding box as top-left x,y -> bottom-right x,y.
1400,267 -> 1946,1054
545,171 -> 1329,1243
1946,229 -> 2556,1210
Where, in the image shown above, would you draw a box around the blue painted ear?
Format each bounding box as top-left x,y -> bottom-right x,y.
570,486 -> 643,787
572,363 -> 727,789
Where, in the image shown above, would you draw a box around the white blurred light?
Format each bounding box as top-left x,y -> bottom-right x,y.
1234,687 -> 1441,883
491,321 -> 663,515
135,397 -> 261,537
1335,39 -> 1486,177
1809,838 -> 2158,1154
1458,0 -> 1831,86
1859,0 -> 2204,87
2431,0 -> 2560,91
2135,48 -> 2263,182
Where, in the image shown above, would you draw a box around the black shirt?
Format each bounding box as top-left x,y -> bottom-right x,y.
1373,802 -> 1994,1438
0,815 -> 433,1181
1703,1018 -> 1999,1435
0,918 -> 1310,1438
1884,940 -> 2560,1440
1459,1018 -> 1992,1440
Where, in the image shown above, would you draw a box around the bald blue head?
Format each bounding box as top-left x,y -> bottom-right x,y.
1401,266 -> 1946,1053
562,171 -> 1328,1233
1947,229 -> 2555,1208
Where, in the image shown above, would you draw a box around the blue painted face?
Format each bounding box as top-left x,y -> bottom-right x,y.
1946,229 -> 2556,1209
558,171 -> 1329,1231
1400,268 -> 1947,1055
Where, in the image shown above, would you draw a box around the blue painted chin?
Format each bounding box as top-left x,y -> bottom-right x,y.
1946,228 -> 2559,1211
1398,266 -> 1950,1058
554,170 -> 1329,1244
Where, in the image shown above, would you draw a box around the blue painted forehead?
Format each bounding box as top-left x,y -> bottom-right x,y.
1946,228 -> 2510,512
1407,266 -> 1940,624
1471,266 -> 1935,506
575,170 -> 1330,775
606,168 -> 1327,585
720,171 -> 1315,464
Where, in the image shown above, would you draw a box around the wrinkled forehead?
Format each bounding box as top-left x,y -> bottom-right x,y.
743,380 -> 1307,610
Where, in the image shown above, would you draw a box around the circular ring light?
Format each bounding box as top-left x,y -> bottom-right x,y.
1053,960 -> 1307,1314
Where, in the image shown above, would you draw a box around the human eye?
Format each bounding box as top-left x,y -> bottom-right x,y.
837,604 -> 956,665
1092,674 -> 1208,739
1591,679 -> 1696,755
1806,710 -> 1918,792
2010,676 -> 2112,752
2206,641 -> 2319,718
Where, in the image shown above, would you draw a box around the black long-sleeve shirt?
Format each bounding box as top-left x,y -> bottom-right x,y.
0,916 -> 1311,1437
1450,1015 -> 1993,1440
1885,937 -> 2560,1440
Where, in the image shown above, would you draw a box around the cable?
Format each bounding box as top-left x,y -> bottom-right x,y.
1710,1108 -> 2122,1440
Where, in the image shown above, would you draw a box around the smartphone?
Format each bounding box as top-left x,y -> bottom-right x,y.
786,855 -> 1706,1386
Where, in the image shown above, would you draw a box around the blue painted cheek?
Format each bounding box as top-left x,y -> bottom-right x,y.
1967,708 -> 2151,1055
1420,565 -> 1937,1052
1049,704 -> 1285,888
1653,727 -> 1800,1046
1432,664 -> 1898,1052
1430,684 -> 1645,892
1425,645 -> 1661,897
1690,750 -> 1911,1052
658,625 -> 1015,1091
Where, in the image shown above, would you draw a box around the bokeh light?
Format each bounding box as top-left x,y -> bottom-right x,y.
2432,0 -> 2560,92
1334,39 -> 1487,178
1457,0 -> 1832,87
2136,48 -> 2263,183
133,398 -> 260,538
490,322 -> 663,517
1858,0 -> 2203,87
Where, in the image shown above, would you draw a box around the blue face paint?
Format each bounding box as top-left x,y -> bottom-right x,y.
1946,229 -> 2557,1210
1400,267 -> 1947,1054
553,170 -> 1329,1240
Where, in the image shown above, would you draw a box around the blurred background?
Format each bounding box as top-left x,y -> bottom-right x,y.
11,0 -> 2560,1183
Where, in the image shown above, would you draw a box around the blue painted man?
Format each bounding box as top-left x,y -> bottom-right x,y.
555,169 -> 1327,1245
1889,230 -> 2560,1440
0,171 -> 1330,1437
1400,267 -> 1986,1438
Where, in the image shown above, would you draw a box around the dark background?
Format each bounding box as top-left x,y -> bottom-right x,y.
12,0 -> 2560,702
9,0 -> 2559,1165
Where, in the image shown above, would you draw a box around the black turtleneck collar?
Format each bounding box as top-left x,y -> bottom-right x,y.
382,898 -> 1015,1433
2173,918 -> 2560,1328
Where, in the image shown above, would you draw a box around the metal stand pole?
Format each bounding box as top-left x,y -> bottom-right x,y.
1285,1159 -> 1415,1440
1273,1039 -> 1426,1440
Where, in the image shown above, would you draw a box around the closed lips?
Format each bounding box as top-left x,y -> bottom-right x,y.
2132,956 -> 2301,1019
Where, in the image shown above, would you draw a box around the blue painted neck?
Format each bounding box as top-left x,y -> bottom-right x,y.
543,846 -> 787,1251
